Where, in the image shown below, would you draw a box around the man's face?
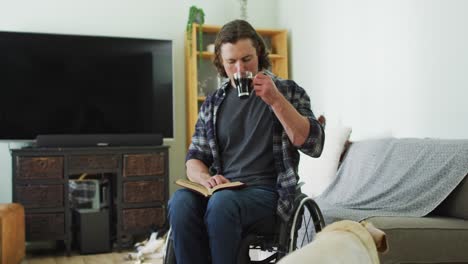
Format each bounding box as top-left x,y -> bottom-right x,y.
220,38 -> 259,85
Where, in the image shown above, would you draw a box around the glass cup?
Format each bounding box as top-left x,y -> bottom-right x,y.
233,71 -> 253,99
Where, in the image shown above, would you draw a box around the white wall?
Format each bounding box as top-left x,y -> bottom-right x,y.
0,0 -> 277,203
279,0 -> 468,140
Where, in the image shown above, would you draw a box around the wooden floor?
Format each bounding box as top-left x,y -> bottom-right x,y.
21,251 -> 163,264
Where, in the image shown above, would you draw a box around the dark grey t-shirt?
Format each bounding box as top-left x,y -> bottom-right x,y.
216,86 -> 277,187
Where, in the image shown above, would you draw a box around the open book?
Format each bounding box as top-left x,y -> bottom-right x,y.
175,179 -> 245,197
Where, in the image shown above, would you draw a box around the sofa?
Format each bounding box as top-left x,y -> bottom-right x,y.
321,138 -> 468,264
0,203 -> 25,264
299,121 -> 468,264
369,174 -> 468,263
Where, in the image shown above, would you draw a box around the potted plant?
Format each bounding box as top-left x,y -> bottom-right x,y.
186,5 -> 205,59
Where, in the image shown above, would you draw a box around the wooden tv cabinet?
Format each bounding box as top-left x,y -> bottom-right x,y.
11,145 -> 169,254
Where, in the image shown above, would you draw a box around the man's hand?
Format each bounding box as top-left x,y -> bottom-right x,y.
253,72 -> 283,106
201,175 -> 230,189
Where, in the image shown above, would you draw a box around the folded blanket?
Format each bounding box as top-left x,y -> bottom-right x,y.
314,138 -> 468,224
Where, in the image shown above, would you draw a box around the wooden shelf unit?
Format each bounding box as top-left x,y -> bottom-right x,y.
185,23 -> 289,147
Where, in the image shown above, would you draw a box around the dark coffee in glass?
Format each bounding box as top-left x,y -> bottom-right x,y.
234,71 -> 253,99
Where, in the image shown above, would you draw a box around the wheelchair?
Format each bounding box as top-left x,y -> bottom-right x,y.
163,185 -> 325,264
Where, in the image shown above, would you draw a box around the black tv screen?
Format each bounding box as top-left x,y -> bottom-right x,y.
0,31 -> 173,140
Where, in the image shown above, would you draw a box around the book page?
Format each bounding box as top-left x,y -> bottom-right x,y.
176,179 -> 245,197
175,179 -> 210,197
211,181 -> 245,193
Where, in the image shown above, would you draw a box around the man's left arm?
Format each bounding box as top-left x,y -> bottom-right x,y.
253,73 -> 324,155
271,94 -> 309,145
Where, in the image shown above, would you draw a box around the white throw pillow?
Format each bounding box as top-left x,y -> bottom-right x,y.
299,124 -> 352,198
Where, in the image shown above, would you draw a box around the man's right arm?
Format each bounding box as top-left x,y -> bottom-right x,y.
186,159 -> 230,189
186,159 -> 211,186
185,95 -> 229,189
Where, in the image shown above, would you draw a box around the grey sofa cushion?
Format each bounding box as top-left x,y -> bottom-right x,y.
432,174 -> 468,220
367,216 -> 468,264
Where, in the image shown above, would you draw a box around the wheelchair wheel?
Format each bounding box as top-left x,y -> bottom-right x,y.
163,228 -> 176,264
287,194 -> 325,253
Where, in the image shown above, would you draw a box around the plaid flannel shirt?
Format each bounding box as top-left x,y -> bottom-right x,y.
186,74 -> 324,221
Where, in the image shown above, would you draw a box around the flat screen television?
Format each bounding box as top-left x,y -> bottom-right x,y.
0,30 -> 173,140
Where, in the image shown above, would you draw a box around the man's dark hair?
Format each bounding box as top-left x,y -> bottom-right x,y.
213,19 -> 271,78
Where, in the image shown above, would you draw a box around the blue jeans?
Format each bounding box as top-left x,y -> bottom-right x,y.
168,186 -> 278,264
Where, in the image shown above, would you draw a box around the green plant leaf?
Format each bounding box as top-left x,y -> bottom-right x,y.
186,5 -> 205,61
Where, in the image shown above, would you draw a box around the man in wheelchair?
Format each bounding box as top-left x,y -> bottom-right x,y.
167,19 -> 325,264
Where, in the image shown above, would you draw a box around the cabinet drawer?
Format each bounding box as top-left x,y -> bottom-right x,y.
16,184 -> 63,208
16,156 -> 63,180
123,153 -> 165,177
122,207 -> 164,231
25,213 -> 65,240
123,181 -> 164,203
68,155 -> 118,172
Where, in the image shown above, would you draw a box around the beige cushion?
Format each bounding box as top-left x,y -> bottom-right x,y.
299,123 -> 351,198
367,216 -> 468,264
